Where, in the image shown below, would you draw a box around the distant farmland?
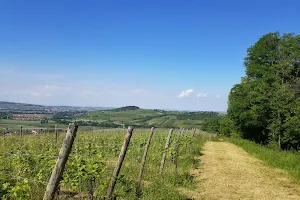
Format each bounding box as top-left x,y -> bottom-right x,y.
75,106 -> 221,128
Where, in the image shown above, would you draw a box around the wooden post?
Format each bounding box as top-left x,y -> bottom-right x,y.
136,127 -> 155,190
279,134 -> 281,150
88,179 -> 94,200
106,126 -> 134,199
160,129 -> 173,174
20,126 -> 22,137
173,129 -> 183,172
172,129 -> 181,164
88,143 -> 94,200
43,123 -> 78,200
54,125 -> 58,148
4,126 -> 8,138
180,128 -> 184,137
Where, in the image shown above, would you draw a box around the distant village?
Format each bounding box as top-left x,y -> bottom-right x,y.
11,114 -> 47,121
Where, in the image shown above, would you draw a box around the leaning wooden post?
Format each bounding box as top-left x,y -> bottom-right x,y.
160,129 -> 173,174
136,127 -> 155,190
106,126 -> 134,199
43,123 -> 78,200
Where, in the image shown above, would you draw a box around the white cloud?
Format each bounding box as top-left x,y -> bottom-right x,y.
197,93 -> 208,98
45,85 -> 53,89
178,89 -> 194,98
216,94 -> 221,98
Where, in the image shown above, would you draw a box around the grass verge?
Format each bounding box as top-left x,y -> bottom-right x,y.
226,136 -> 300,182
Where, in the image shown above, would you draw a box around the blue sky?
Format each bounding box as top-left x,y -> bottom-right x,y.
0,0 -> 299,111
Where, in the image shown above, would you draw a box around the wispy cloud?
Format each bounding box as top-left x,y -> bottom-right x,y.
45,84 -> 72,91
178,89 -> 194,98
197,93 -> 208,98
216,94 -> 221,98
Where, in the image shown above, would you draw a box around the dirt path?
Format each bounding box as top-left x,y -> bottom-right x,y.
185,141 -> 300,200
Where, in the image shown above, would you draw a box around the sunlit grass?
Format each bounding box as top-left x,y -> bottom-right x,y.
227,137 -> 300,182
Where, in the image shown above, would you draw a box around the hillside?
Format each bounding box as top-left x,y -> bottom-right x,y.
0,101 -> 221,130
0,101 -> 113,113
76,108 -> 220,128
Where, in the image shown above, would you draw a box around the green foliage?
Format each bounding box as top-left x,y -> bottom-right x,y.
2,179 -> 31,200
176,111 -> 220,120
0,129 -> 207,199
201,118 -> 220,133
0,112 -> 11,119
75,120 -> 120,128
228,32 -> 300,149
40,117 -> 48,124
200,115 -> 235,136
219,115 -> 235,136
113,106 -> 140,111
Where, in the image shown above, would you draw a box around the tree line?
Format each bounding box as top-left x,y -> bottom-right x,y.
225,32 -> 300,150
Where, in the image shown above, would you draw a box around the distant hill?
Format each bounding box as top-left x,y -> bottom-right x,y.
0,101 -> 222,129
114,106 -> 140,111
0,101 -> 113,113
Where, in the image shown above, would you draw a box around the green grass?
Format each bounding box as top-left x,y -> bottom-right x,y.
227,136 -> 300,182
0,128 -> 211,199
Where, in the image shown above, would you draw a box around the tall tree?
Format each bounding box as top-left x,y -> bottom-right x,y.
228,32 -> 300,149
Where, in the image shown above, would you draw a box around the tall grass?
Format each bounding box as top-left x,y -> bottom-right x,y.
227,137 -> 300,182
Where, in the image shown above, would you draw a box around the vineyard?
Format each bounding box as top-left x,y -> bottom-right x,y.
0,126 -> 213,199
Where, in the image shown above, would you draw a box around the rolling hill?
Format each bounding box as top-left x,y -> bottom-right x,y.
76,106 -> 220,128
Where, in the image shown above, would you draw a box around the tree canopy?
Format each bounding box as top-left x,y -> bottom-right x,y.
228,32 -> 300,150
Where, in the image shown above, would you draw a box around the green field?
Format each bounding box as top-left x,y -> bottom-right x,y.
0,107 -> 220,132
0,119 -> 113,133
76,107 -> 219,129
0,119 -> 58,131
0,128 -> 213,199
